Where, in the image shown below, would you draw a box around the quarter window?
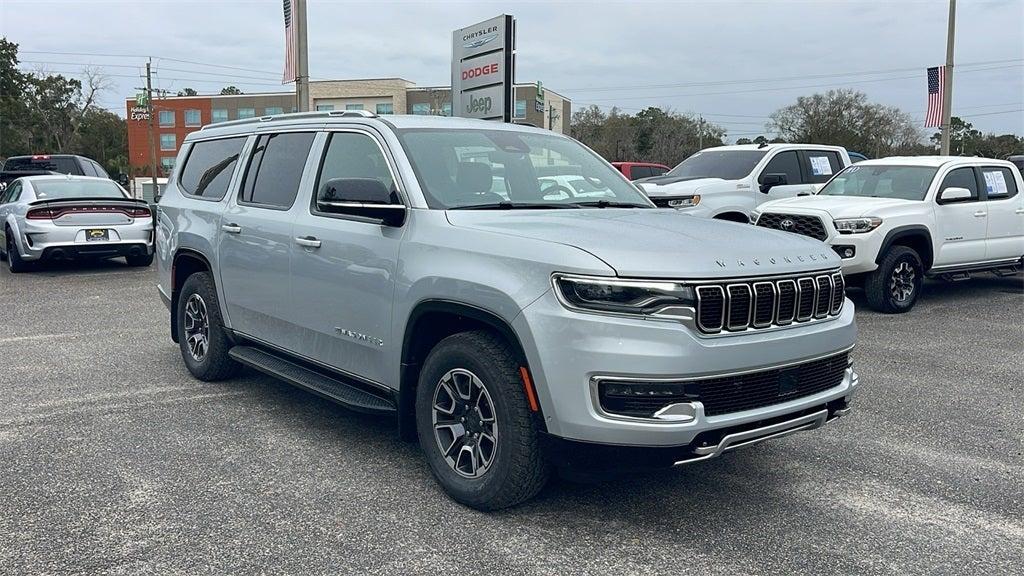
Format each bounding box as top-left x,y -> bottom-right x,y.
759,151 -> 802,189
314,132 -> 397,213
179,136 -> 247,200
938,167 -> 979,202
2,182 -> 21,204
980,167 -> 1018,199
239,132 -> 316,209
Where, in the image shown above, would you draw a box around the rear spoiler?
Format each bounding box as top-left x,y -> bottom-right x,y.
28,197 -> 151,207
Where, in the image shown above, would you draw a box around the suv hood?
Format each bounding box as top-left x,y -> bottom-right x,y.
446,209 -> 838,279
637,177 -> 737,198
760,195 -> 920,218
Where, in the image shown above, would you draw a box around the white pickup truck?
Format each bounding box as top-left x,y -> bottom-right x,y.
636,143 -> 852,221
753,156 -> 1024,313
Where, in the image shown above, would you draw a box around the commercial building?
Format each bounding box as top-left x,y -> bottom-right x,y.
125,78 -> 570,176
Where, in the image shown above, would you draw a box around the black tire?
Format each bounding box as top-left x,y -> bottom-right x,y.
176,272 -> 240,381
6,229 -> 30,273
125,252 -> 154,267
415,330 -> 549,510
865,246 -> 924,313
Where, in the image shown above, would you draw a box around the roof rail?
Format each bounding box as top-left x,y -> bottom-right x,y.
200,109 -> 378,130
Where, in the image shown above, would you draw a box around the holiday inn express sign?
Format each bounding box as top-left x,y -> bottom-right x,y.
452,14 -> 515,122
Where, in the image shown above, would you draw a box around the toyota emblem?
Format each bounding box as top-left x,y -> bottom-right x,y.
780,218 -> 796,230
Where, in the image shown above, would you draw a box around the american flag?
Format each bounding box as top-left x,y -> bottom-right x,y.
924,66 -> 945,127
282,0 -> 296,83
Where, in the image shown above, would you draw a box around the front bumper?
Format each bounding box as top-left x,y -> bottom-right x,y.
16,219 -> 154,261
756,212 -> 885,275
514,288 -> 858,447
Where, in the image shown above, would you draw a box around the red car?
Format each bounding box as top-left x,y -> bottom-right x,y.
612,161 -> 671,181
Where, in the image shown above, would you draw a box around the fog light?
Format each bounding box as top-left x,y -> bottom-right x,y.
597,379 -> 700,419
833,245 -> 856,259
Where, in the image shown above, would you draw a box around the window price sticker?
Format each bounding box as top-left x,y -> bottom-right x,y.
983,170 -> 1008,196
810,156 -> 832,176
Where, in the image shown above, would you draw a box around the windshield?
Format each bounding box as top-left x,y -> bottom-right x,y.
666,150 -> 767,180
395,129 -> 652,209
818,165 -> 938,200
31,179 -> 127,200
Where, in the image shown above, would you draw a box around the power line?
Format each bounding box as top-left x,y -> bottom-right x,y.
19,49 -> 283,77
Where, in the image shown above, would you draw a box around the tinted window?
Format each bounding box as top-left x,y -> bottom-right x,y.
668,150 -> 766,180
804,151 -> 841,184
80,161 -> 98,177
759,151 -> 802,188
179,137 -> 247,200
938,167 -> 979,202
4,156 -> 80,175
315,132 -> 396,209
32,179 -> 126,199
90,161 -> 110,179
2,182 -> 22,204
649,166 -> 668,177
240,132 -> 315,208
978,167 -> 1018,199
630,166 -> 652,180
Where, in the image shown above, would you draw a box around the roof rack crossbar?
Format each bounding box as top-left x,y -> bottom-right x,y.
200,109 -> 377,130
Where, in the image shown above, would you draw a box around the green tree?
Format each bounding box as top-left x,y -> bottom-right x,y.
929,117 -> 1023,157
177,87 -> 198,96
75,108 -> 127,174
220,85 -> 243,95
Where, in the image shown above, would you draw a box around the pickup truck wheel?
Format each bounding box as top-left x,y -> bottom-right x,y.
865,246 -> 923,313
177,272 -> 240,381
416,330 -> 549,510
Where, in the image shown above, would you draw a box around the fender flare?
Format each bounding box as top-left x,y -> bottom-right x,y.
875,225 -> 934,269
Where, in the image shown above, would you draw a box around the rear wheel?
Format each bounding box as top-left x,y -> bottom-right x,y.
176,272 -> 240,381
125,252 -> 154,267
865,246 -> 923,313
415,330 -> 548,510
5,229 -> 29,273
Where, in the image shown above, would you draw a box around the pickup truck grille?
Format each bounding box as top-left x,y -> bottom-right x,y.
695,271 -> 844,334
757,213 -> 829,241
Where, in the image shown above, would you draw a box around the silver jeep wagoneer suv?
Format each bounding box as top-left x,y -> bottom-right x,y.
156,111 -> 858,510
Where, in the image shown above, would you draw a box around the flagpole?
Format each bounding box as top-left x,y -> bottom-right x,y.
940,0 -> 956,155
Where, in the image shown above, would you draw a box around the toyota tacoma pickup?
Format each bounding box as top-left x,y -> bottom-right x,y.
754,156 -> 1024,313
156,111 -> 858,510
636,143 -> 852,221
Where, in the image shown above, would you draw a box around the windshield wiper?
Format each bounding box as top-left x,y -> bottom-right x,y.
573,200 -> 650,208
449,201 -> 579,210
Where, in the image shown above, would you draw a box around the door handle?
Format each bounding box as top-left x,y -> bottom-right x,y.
973,211 -> 987,217
1015,208 -> 1024,214
221,223 -> 241,234
295,236 -> 321,249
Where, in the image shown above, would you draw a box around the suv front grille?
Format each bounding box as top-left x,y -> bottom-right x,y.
695,271 -> 844,334
757,213 -> 829,241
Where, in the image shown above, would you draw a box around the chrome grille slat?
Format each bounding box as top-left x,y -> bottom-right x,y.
693,271 -> 843,335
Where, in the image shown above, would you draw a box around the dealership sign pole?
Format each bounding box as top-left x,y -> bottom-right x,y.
452,15 -> 515,122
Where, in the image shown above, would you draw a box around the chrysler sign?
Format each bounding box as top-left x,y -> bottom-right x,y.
452,15 -> 514,122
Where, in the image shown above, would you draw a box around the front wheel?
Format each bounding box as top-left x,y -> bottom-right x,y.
176,272 -> 240,381
415,331 -> 549,510
865,246 -> 923,313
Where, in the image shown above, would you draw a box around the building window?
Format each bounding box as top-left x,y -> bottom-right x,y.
211,109 -> 228,123
411,103 -> 430,115
442,102 -> 452,116
514,100 -> 526,119
160,133 -> 176,151
264,106 -> 284,116
158,110 -> 175,127
184,109 -> 201,127
375,103 -> 394,115
238,108 -> 255,119
316,104 -> 334,111
345,104 -> 364,111
161,157 -> 176,172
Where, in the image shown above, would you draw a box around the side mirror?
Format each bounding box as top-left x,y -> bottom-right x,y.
939,186 -> 972,203
317,177 -> 406,226
759,173 -> 788,193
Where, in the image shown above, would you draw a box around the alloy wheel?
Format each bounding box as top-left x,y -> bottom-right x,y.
890,261 -> 916,303
183,293 -> 211,362
431,368 -> 498,478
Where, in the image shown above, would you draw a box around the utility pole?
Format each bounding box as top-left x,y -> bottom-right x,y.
940,0 -> 956,155
698,115 -> 705,149
294,0 -> 310,112
145,59 -> 160,202
547,103 -> 560,133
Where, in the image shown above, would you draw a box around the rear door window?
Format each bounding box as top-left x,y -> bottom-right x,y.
979,166 -> 1018,200
239,132 -> 316,209
179,137 -> 247,200
803,151 -> 841,183
759,151 -> 802,187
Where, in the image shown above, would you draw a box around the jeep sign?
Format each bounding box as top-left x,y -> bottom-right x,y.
452,15 -> 514,122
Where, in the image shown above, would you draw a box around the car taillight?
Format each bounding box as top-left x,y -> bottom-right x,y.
26,208 -> 55,219
127,207 -> 152,218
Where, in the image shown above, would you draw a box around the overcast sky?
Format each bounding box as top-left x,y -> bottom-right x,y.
2,0 -> 1021,140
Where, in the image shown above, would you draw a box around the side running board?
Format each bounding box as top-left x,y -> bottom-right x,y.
228,345 -> 396,415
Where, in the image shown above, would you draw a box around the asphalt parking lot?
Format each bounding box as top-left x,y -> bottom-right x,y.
1,260 -> 1021,576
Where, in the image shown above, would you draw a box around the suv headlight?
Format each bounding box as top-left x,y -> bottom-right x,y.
833,217 -> 882,234
552,274 -> 695,316
749,210 -> 761,224
667,195 -> 700,208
